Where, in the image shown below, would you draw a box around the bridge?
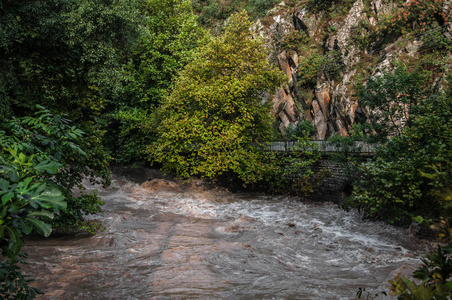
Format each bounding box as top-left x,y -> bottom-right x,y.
260,141 -> 378,202
261,141 -> 377,156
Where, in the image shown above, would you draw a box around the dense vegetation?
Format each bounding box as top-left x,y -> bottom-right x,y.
349,70 -> 452,225
150,11 -> 286,182
101,0 -> 208,165
1,0 -> 452,298
0,106 -> 108,298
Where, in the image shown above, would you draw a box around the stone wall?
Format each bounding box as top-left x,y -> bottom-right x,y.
308,159 -> 356,203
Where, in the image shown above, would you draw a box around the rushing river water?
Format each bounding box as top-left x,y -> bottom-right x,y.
22,168 -> 424,299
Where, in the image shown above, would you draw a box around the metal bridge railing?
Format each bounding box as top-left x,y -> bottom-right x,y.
261,141 -> 378,155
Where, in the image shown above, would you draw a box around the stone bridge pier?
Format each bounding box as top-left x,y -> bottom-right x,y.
308,159 -> 356,204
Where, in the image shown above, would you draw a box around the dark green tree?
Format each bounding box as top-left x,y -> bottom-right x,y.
358,64 -> 430,143
0,0 -> 143,119
101,0 -> 207,164
349,91 -> 452,225
0,0 -> 145,167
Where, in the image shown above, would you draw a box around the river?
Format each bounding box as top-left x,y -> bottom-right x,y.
22,168 -> 423,299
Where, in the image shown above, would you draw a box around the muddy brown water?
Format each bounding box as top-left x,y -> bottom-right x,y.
22,168 -> 424,299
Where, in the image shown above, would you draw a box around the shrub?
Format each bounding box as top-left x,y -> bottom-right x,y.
0,106 -> 103,299
296,49 -> 324,87
0,106 -> 110,233
322,49 -> 344,80
350,19 -> 374,51
358,64 -> 429,143
286,120 -> 316,140
1,255 -> 43,300
281,30 -> 310,56
390,246 -> 452,299
248,0 -> 278,17
260,135 -> 329,198
420,22 -> 452,54
348,93 -> 452,225
376,0 -> 449,46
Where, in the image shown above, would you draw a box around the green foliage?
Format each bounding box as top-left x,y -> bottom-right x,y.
349,92 -> 452,225
0,106 -> 110,233
1,255 -> 43,300
291,38 -> 343,88
0,106 -> 104,299
358,64 -> 430,143
101,0 -> 207,164
420,22 -> 452,54
195,0 -> 240,25
296,49 -> 324,87
0,0 -> 71,117
390,172 -> 452,299
101,108 -> 154,166
327,126 -> 368,178
194,0 -> 277,27
350,19 -> 374,51
415,169 -> 452,241
0,148 -> 66,259
281,30 -> 310,56
306,0 -> 336,13
390,246 -> 452,299
247,0 -> 278,17
388,165 -> 452,299
150,10 -> 286,183
306,0 -> 354,16
322,49 -> 344,80
286,120 -> 316,140
374,0 -> 449,47
131,0 -> 207,108
0,0 -> 143,120
0,0 -> 146,165
0,106 -> 109,298
264,135 -> 329,198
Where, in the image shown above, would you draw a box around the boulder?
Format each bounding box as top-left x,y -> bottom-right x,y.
279,110 -> 291,128
277,51 -> 292,81
315,81 -> 331,119
283,94 -> 298,122
312,100 -> 328,139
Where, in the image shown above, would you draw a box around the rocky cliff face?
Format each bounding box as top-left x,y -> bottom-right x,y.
256,0 -> 452,139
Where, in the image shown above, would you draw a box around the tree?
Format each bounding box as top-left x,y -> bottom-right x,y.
101,0 -> 207,164
349,91 -> 452,225
0,0 -> 148,174
358,64 -> 430,142
150,10 -> 286,183
0,0 -> 143,120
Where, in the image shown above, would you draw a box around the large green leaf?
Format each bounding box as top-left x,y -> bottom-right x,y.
34,160 -> 62,174
14,218 -> 33,235
28,209 -> 55,220
32,182 -> 47,195
1,192 -> 14,204
0,178 -> 9,191
25,217 -> 52,237
16,177 -> 33,194
18,152 -> 27,164
4,226 -> 23,258
0,165 -> 20,182
30,188 -> 66,210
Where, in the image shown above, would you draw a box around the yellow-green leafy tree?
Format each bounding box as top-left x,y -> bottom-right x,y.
150,11 -> 286,183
